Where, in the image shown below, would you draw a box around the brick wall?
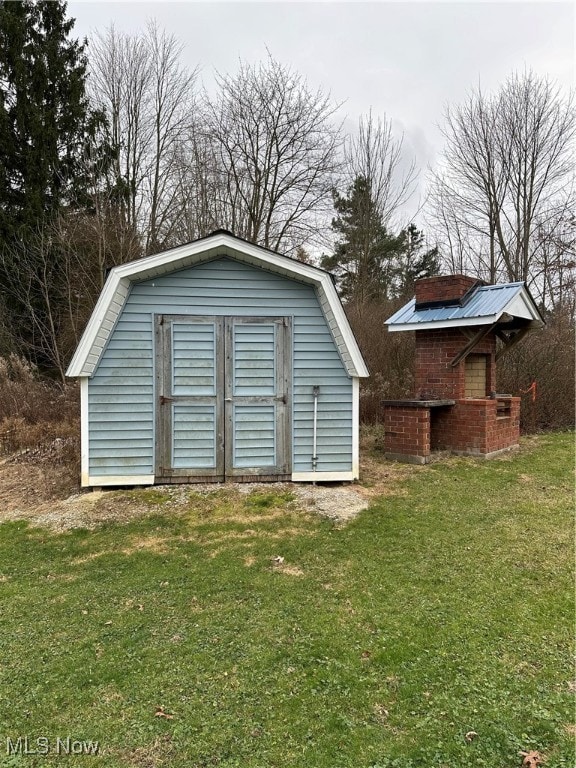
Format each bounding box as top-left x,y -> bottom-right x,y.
431,397 -> 520,455
383,406 -> 430,463
415,275 -> 480,306
414,328 -> 496,400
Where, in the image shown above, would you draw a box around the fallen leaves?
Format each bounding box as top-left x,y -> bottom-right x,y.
154,706 -> 174,720
372,703 -> 389,724
520,750 -> 546,767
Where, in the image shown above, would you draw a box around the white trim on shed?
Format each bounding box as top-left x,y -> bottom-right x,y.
67,232 -> 369,380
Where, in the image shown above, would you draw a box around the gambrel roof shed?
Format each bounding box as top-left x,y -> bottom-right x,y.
68,230 -> 368,379
67,230 -> 368,488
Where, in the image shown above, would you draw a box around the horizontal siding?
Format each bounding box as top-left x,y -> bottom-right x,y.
88,309 -> 154,476
89,257 -> 352,478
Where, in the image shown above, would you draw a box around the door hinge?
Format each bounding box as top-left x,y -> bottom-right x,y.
160,395 -> 173,405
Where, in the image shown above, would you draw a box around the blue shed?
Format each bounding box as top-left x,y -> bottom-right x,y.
66,231 -> 369,487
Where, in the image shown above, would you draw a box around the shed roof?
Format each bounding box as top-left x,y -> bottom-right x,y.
386,281 -> 545,332
66,230 -> 369,379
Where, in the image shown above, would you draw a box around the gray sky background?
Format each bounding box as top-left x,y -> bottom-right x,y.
68,1 -> 575,220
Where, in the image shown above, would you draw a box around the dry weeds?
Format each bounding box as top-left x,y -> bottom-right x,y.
272,562 -> 304,576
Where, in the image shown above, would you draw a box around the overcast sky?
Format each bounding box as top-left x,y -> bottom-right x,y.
68,1 -> 574,219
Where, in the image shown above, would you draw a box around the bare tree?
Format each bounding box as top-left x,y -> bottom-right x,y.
0,224 -> 84,383
73,125 -> 143,287
0,196 -> 144,383
89,26 -> 149,231
203,55 -> 343,253
343,110 -> 418,226
532,210 -> 576,313
428,71 -> 575,302
169,118 -> 233,244
427,173 -> 498,281
143,21 -> 198,253
88,23 -> 197,254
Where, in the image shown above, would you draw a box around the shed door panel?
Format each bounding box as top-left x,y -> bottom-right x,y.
233,405 -> 276,468
155,316 -> 224,480
172,403 -> 217,469
233,323 -> 276,396
172,322 -> 216,396
226,318 -> 290,476
156,315 -> 291,481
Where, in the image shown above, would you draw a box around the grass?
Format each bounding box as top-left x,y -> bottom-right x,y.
0,432 -> 573,767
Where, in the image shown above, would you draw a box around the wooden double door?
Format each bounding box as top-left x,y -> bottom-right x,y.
155,315 -> 291,482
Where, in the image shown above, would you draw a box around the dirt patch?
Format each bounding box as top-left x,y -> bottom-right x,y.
27,494 -> 161,533
71,536 -> 175,563
200,509 -> 289,524
0,455 -> 375,530
273,562 -> 304,576
292,484 -> 369,521
121,535 -> 172,556
359,449 -> 423,496
116,734 -> 175,768
0,431 -> 453,532
202,525 -> 316,545
0,460 -> 76,514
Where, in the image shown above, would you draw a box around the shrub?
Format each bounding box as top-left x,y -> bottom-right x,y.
346,300 -> 416,423
497,307 -> 575,432
0,354 -> 79,455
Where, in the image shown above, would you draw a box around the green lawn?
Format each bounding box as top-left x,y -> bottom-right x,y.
0,433 -> 573,767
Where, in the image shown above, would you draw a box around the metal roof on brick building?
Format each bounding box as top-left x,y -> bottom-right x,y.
386,281 -> 545,332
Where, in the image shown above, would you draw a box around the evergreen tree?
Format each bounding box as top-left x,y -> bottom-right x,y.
391,223 -> 440,298
0,0 -> 109,371
322,175 -> 405,303
0,0 -> 104,238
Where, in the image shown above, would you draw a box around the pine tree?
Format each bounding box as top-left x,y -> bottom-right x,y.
322,175 -> 405,303
0,0 -> 109,372
0,0 -> 104,238
391,224 -> 439,298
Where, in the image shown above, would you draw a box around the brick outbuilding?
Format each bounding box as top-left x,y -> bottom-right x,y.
382,275 -> 544,463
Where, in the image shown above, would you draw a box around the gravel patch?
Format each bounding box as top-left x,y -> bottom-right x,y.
159,481 -> 369,522
290,484 -> 369,521
0,478 -> 369,531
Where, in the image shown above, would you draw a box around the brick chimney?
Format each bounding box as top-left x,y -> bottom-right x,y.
415,274 -> 481,308
413,274 -> 494,401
